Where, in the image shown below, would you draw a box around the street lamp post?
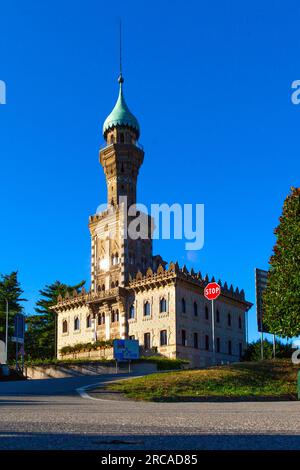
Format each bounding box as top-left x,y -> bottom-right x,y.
5,299 -> 9,364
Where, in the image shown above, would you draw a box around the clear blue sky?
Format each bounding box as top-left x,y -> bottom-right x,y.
1,0 -> 299,342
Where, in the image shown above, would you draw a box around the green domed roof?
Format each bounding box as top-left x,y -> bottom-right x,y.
103,75 -> 140,139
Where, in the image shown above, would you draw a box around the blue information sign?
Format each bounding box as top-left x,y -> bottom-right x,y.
113,339 -> 139,361
12,313 -> 25,344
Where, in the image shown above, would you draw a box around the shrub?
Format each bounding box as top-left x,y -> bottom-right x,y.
243,339 -> 294,361
59,339 -> 115,356
140,356 -> 189,370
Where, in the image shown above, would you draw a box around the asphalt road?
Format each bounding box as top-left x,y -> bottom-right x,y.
0,374 -> 300,450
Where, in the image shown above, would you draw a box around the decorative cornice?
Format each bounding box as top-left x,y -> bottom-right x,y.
51,287 -> 127,313
51,262 -> 252,312
128,261 -> 252,308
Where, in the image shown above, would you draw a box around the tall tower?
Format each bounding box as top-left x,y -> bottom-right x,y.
100,73 -> 144,208
89,74 -> 153,295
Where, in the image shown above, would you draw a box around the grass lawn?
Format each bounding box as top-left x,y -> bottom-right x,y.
105,359 -> 299,401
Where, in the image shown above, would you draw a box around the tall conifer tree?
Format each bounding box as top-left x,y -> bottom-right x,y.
26,280 -> 85,359
264,187 -> 300,337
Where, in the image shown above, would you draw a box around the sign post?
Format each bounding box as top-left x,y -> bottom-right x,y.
204,282 -> 221,365
12,313 -> 25,372
255,268 -> 269,360
5,300 -> 9,364
113,339 -> 139,373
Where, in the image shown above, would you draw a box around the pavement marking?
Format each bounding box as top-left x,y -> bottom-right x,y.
76,369 -> 185,402
76,382 -> 111,401
76,375 -> 145,402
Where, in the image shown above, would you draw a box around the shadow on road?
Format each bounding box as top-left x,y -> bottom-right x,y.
0,373 -> 132,397
0,431 -> 299,450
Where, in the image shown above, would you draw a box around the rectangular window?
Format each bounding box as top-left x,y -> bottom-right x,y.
194,302 -> 198,316
205,306 -> 209,320
144,332 -> 151,350
228,340 -> 232,355
181,329 -> 187,347
205,335 -> 209,351
160,330 -> 168,346
144,302 -> 151,316
129,305 -> 135,319
216,337 -> 220,353
193,332 -> 198,349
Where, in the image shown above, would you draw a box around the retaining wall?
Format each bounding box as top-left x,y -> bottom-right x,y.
24,361 -> 157,380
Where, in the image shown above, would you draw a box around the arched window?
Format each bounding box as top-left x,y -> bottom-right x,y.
228,312 -> 232,327
102,313 -> 105,324
129,305 -> 135,319
216,309 -> 220,323
205,305 -> 209,320
110,134 -> 114,144
97,313 -> 102,326
97,285 -> 101,292
62,320 -> 68,333
74,317 -> 80,331
111,310 -> 115,323
111,281 -> 115,288
160,298 -> 167,313
239,316 -> 242,329
193,302 -> 198,316
86,315 -> 91,328
144,301 -> 151,316
102,284 -> 105,291
115,280 -> 119,287
181,298 -> 186,313
115,309 -> 119,322
120,133 -> 124,143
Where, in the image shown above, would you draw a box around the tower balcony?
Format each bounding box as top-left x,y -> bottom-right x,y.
87,286 -> 127,304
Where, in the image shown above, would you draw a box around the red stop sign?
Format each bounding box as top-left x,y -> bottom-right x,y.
204,282 -> 221,300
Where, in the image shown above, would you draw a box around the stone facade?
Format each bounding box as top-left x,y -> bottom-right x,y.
52,74 -> 252,367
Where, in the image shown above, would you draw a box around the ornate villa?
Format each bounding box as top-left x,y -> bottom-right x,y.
52,72 -> 252,367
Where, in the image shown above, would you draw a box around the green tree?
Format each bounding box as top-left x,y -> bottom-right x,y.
263,187 -> 300,337
0,271 -> 26,358
25,280 -> 85,359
